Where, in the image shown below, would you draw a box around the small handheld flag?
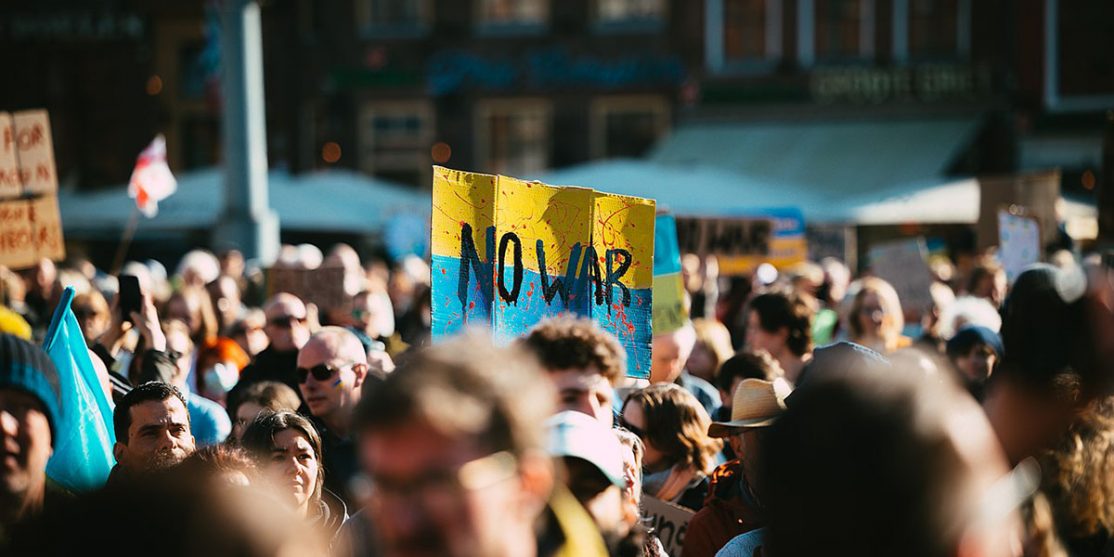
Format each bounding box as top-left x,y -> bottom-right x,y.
128,134 -> 177,218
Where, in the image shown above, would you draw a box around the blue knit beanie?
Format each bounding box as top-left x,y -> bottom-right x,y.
0,333 -> 62,444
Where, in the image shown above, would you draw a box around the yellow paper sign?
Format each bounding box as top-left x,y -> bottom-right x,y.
431,166 -> 656,378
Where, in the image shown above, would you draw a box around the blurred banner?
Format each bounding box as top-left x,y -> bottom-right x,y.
267,266 -> 347,313
998,208 -> 1041,284
430,166 -> 655,378
867,237 -> 934,315
977,170 -> 1059,251
42,287 -> 117,491
0,110 -> 65,269
675,208 -> 807,276
652,214 -> 687,335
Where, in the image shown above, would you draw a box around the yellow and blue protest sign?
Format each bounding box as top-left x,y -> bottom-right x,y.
676,208 -> 807,276
652,214 -> 687,335
431,166 -> 656,378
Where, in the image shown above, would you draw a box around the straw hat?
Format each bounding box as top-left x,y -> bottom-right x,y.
708,377 -> 793,438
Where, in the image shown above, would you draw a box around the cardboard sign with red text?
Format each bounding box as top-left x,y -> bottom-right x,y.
12,111 -> 58,196
0,197 -> 64,268
0,109 -> 65,268
0,114 -> 21,199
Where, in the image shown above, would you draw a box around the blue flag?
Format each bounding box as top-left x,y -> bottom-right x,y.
42,286 -> 117,491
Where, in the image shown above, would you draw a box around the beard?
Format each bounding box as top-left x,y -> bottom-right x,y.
147,449 -> 187,471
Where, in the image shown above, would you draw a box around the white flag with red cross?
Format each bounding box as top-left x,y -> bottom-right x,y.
128,135 -> 176,218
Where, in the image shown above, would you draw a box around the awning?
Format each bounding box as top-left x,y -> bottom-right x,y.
649,117 -> 983,200
59,167 -> 428,236
530,159 -> 812,215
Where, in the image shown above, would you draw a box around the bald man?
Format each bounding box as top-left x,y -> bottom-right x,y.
297,327 -> 373,508
230,293 -> 311,402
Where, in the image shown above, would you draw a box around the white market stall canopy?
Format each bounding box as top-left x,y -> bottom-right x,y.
649,118 -> 983,200
531,159 -> 817,216
533,160 -> 1097,228
59,167 -> 428,235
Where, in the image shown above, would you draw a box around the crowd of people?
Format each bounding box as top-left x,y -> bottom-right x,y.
1,242 -> 1114,557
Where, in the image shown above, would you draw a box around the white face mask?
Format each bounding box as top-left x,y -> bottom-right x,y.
202,362 -> 239,395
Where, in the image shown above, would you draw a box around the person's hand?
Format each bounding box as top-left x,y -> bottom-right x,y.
130,293 -> 166,353
96,294 -> 132,355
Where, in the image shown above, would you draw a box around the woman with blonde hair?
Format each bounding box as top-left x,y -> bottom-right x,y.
687,318 -> 735,384
845,277 -> 910,354
620,384 -> 722,511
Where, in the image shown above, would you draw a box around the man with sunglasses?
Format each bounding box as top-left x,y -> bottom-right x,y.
297,326 -> 371,509
231,293 -> 312,403
352,333 -> 607,557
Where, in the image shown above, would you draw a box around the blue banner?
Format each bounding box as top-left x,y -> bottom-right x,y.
42,287 -> 117,491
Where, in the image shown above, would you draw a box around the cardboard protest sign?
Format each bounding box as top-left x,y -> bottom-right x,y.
11,110 -> 58,196
998,209 -> 1040,283
27,195 -> 64,263
676,208 -> 807,275
431,166 -> 655,378
867,237 -> 934,314
642,496 -> 696,556
978,171 -> 1059,251
0,196 -> 64,269
0,113 -> 22,199
267,266 -> 348,311
653,214 -> 687,335
0,109 -> 65,269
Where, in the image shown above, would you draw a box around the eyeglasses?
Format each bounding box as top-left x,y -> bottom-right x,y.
267,315 -> 306,329
296,362 -> 355,384
231,324 -> 263,337
617,417 -> 646,439
370,450 -> 518,511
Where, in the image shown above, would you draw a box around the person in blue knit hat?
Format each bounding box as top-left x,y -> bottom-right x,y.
0,333 -> 69,543
946,325 -> 1003,400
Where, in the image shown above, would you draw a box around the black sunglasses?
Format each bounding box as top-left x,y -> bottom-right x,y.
268,315 -> 306,328
296,362 -> 354,384
617,417 -> 646,439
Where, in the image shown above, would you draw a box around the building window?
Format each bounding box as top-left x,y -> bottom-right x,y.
908,0 -> 958,59
707,0 -> 782,74
595,0 -> 665,26
475,100 -> 551,177
477,0 -> 548,33
356,0 -> 431,37
1056,0 -> 1114,98
358,101 -> 434,187
725,0 -> 781,62
892,0 -> 968,63
813,0 -> 873,62
590,97 -> 670,159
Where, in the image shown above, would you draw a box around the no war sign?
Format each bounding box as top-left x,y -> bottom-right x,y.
642,496 -> 695,556
430,166 -> 655,378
